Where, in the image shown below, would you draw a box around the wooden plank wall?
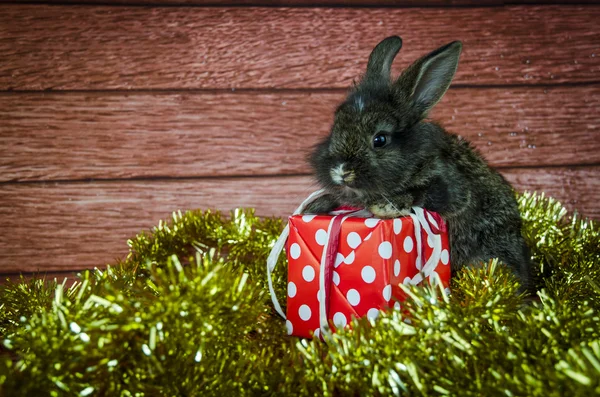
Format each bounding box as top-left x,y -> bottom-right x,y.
0,1 -> 599,282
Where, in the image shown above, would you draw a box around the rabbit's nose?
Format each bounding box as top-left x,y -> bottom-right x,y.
331,163 -> 354,185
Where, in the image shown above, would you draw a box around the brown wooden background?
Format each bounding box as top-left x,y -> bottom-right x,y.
0,0 -> 599,282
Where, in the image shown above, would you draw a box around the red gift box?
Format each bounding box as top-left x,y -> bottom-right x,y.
266,192 -> 451,340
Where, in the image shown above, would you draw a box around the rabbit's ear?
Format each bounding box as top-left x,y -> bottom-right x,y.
398,41 -> 462,117
363,36 -> 403,83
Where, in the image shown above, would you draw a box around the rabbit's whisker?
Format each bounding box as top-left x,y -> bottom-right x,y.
381,194 -> 402,213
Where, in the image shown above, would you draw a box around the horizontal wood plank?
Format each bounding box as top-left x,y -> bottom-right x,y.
502,167 -> 599,216
1,5 -> 598,90
0,271 -> 81,286
1,86 -> 598,182
6,1 -> 600,4
0,166 -> 597,274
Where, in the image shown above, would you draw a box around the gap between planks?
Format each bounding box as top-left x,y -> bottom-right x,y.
1,162 -> 600,187
4,1 -> 600,8
0,167 -> 598,274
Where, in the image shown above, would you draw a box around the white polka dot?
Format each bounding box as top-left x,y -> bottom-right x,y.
394,259 -> 401,277
365,218 -> 379,228
317,290 -> 322,302
393,219 -> 402,235
427,235 -> 434,248
383,285 -> 392,301
347,232 -> 362,249
403,276 -> 412,285
367,308 -> 380,321
343,251 -> 355,265
332,271 -> 340,286
346,289 -> 360,306
299,304 -> 312,321
313,328 -> 320,339
333,312 -> 347,328
361,266 -> 376,283
315,229 -> 328,246
334,253 -> 345,268
378,241 -> 393,259
288,282 -> 297,298
302,265 -> 315,282
394,301 -> 401,310
302,214 -> 317,223
290,243 -> 301,259
441,249 -> 450,265
286,320 -> 293,335
365,232 -> 373,241
403,236 -> 414,253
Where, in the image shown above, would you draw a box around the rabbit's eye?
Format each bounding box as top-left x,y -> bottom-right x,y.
372,134 -> 388,148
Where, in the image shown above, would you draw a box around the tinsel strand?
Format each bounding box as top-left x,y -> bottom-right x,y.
0,192 -> 598,396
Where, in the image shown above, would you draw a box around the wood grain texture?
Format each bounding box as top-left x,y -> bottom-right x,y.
1,5 -> 598,90
502,167 -> 599,215
1,86 -> 598,182
0,177 -> 322,274
6,0 -> 600,4
0,166 -> 597,274
0,271 -> 81,286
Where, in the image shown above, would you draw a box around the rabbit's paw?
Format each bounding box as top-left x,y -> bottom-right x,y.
369,203 -> 411,218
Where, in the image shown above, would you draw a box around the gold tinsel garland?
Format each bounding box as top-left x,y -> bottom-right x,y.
0,192 -> 599,396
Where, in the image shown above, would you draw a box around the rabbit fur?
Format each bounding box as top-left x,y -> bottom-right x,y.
305,36 -> 533,291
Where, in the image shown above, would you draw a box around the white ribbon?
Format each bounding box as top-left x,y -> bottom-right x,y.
408,207 -> 444,286
266,189 -> 326,319
266,191 -> 445,326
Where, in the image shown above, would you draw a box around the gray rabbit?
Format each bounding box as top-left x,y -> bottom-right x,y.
305,36 -> 533,291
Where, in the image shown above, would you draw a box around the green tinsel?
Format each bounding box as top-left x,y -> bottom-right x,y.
1,193 -> 599,396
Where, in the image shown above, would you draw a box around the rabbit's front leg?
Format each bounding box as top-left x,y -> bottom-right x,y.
369,194 -> 413,218
303,194 -> 340,214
